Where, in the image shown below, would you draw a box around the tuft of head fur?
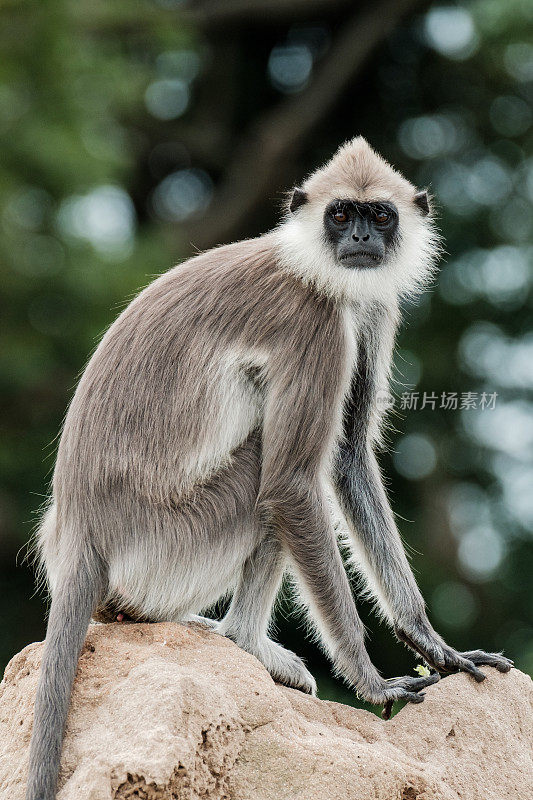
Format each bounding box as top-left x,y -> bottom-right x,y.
275,137 -> 442,303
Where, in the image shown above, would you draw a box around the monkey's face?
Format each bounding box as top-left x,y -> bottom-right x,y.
323,200 -> 399,270
278,138 -> 441,301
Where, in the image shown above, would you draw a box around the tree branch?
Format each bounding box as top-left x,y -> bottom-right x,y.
184,0 -> 352,26
184,0 -> 426,249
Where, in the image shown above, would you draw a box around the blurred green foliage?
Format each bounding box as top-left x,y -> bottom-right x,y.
0,0 -> 531,713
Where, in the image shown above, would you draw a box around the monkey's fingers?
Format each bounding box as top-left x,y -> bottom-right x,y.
460,650 -> 513,673
380,671 -> 438,719
381,690 -> 425,720
387,673 -> 440,692
417,648 -> 485,681
395,626 -> 514,681
453,656 -> 486,682
415,646 -> 486,682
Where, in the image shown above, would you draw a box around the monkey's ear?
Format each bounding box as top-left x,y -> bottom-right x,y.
414,190 -> 430,216
289,187 -> 308,213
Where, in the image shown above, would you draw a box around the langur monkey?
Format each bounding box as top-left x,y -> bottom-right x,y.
26,137 -> 512,800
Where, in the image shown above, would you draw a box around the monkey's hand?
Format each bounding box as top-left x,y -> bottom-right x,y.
374,671 -> 441,720
394,618 -> 513,683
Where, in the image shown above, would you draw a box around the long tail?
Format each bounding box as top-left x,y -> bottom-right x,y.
26,549 -> 104,800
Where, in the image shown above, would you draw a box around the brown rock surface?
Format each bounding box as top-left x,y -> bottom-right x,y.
0,622 -> 531,799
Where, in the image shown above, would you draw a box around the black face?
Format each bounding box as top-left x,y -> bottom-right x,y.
323,200 -> 399,269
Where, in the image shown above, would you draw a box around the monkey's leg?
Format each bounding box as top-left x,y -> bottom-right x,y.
335,447 -> 513,680
255,337 -> 438,712
219,534 -> 317,695
261,482 -> 439,709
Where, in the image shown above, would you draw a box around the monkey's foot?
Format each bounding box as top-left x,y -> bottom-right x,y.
224,633 -> 317,695
372,672 -> 441,720
395,623 -> 514,683
258,639 -> 318,695
184,615 -> 222,632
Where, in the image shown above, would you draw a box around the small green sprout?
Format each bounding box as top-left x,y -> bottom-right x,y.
414,663 -> 431,677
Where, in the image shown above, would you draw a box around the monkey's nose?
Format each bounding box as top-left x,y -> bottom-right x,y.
352,233 -> 370,242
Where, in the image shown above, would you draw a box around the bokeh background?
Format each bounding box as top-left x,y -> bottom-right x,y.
1,0 -> 532,712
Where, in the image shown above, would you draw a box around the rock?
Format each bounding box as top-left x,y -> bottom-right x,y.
0,622 -> 531,800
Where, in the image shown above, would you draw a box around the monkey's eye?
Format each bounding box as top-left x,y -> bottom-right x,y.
374,210 -> 390,225
332,209 -> 348,224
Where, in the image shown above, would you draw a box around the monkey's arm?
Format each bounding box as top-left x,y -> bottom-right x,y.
333,310 -> 512,680
256,325 -> 437,709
